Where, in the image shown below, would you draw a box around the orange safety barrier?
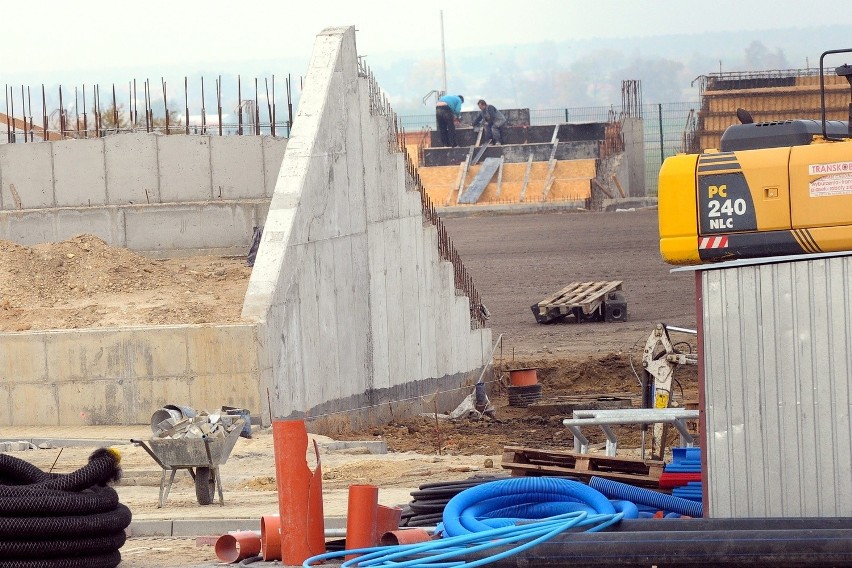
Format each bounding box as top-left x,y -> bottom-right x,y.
272,419 -> 326,565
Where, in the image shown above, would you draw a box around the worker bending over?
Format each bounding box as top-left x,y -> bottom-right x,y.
435,94 -> 464,147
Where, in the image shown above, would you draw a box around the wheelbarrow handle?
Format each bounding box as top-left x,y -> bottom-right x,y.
130,439 -> 167,469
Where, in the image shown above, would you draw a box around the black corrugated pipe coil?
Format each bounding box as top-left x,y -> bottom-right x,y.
0,447 -> 132,568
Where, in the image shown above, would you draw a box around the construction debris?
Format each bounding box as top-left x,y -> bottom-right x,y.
151,406 -> 248,440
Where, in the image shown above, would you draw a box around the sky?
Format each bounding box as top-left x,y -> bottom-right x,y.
0,0 -> 848,82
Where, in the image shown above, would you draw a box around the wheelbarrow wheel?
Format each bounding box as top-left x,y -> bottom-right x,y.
195,467 -> 216,505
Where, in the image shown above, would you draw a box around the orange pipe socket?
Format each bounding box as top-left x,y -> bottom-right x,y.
380,528 -> 434,546
260,514 -> 281,561
215,531 -> 261,563
272,419 -> 326,565
345,484 -> 379,560
508,367 -> 538,386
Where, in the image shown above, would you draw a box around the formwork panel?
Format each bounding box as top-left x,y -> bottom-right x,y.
700,253 -> 852,518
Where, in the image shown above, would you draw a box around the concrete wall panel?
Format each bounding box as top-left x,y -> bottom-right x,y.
0,324 -> 262,425
10,383 -> 58,426
188,373 -> 260,413
349,232 -> 372,386
157,136 -> 212,202
315,239 -> 341,404
53,138 -> 107,207
262,137 -> 288,197
0,386 -> 11,426
53,208 -> 121,244
124,202 -> 256,251
400,216 -> 422,383
0,334 -> 47,383
332,237 -> 359,399
211,136 -> 265,200
104,132 -> 159,204
186,325 -> 257,376
0,142 -> 53,209
366,223 -> 390,391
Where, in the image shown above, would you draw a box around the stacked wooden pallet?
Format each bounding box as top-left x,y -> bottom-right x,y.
530,280 -> 623,324
501,445 -> 664,490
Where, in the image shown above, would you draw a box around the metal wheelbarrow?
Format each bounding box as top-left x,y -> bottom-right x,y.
131,418 -> 244,508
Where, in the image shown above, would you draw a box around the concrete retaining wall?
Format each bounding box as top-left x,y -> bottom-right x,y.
242,26 -> 491,430
0,133 -> 287,254
0,324 -> 261,426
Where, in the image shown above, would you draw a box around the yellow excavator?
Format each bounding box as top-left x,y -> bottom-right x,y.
659,48 -> 852,265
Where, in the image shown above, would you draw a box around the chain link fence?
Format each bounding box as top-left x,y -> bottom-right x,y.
399,101 -> 700,196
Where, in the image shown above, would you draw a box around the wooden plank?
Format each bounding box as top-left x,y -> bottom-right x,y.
611,173 -> 627,198
540,281 -> 622,309
592,178 -> 614,199
503,446 -> 664,474
501,462 -> 664,489
452,147 -> 476,205
495,156 -> 505,199
518,153 -> 534,202
540,129 -> 560,200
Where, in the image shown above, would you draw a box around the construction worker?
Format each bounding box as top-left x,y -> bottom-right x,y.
435,94 -> 464,147
472,99 -> 507,145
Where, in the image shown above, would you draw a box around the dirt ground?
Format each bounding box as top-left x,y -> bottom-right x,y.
0,208 -> 700,567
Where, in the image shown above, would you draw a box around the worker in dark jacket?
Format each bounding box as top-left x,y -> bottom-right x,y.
472,99 -> 507,145
435,94 -> 464,147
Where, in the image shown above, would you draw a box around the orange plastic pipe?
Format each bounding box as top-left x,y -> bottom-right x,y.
380,528 -> 434,546
345,484 -> 379,560
508,367 -> 538,386
260,514 -> 281,561
376,504 -> 402,536
272,419 -> 326,565
214,531 -> 261,563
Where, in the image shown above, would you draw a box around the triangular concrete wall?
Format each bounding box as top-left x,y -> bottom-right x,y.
242,26 -> 491,429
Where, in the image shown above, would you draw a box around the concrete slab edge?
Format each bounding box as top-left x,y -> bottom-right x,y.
129,516 -> 348,537
0,437 -> 134,448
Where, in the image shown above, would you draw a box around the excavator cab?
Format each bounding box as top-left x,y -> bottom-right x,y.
659,48 -> 852,265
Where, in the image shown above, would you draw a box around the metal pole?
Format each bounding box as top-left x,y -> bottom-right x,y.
41,85 -> 47,140
658,103 -> 664,165
440,10 -> 447,93
27,86 -> 33,141
217,75 -> 222,136
5,86 -> 11,143
162,78 -> 169,134
254,78 -> 260,135
201,76 -> 207,134
184,76 -> 189,135
112,84 -> 118,131
237,75 -> 243,135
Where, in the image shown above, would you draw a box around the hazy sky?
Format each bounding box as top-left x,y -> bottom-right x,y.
0,0 -> 846,80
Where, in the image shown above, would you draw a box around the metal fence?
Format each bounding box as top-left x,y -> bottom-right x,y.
399,101 -> 700,196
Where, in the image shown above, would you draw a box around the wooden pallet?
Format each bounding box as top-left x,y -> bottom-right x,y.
530,280 -> 623,324
501,445 -> 664,489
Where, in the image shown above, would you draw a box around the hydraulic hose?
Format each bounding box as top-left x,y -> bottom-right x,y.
442,477 -> 623,536
304,511 -> 623,568
0,448 -> 132,568
589,476 -> 703,518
